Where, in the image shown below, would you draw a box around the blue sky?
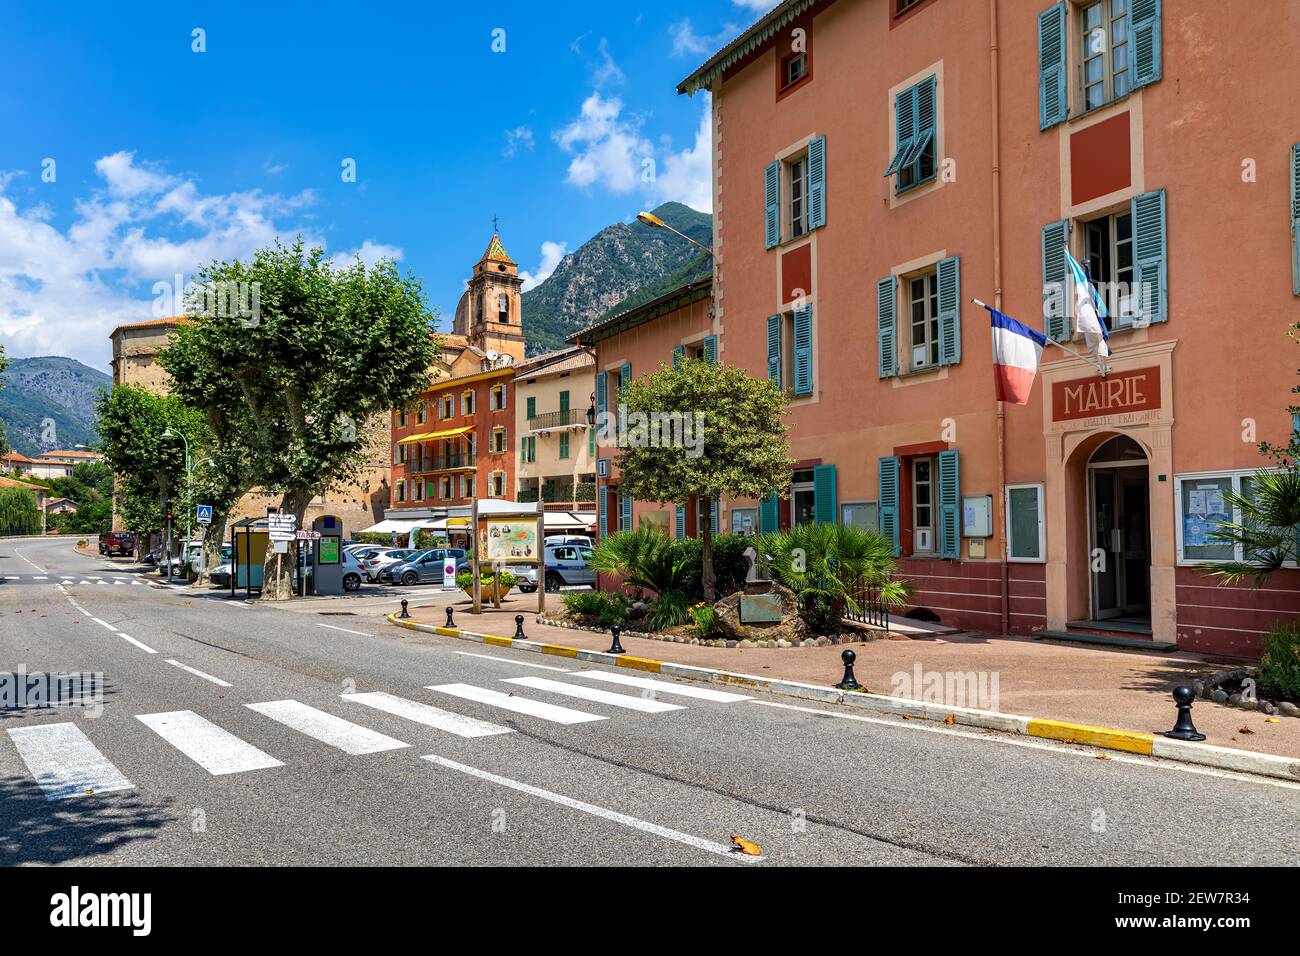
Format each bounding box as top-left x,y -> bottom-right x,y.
0,0 -> 773,371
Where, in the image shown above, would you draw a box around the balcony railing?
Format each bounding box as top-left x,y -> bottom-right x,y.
517,482 -> 595,506
408,454 -> 473,473
528,408 -> 586,431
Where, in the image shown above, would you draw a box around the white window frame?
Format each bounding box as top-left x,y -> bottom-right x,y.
912,456 -> 937,553
462,390 -> 475,416
787,154 -> 809,240
1082,208 -> 1135,327
1078,0 -> 1131,114
906,269 -> 941,371
1174,468 -> 1293,566
1004,482 -> 1046,563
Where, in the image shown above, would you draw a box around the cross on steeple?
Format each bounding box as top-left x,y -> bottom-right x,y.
492,213 -> 499,234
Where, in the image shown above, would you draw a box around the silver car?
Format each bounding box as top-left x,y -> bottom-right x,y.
517,543 -> 595,593
379,548 -> 469,586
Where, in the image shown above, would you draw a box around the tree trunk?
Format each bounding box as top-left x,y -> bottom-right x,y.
701,495 -> 716,602
260,489 -> 309,601
198,515 -> 227,586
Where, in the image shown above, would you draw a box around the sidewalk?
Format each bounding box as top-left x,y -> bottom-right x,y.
391,595 -> 1300,762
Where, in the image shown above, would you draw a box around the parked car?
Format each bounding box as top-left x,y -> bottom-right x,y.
209,563 -> 233,588
517,543 -> 595,593
99,531 -> 137,557
378,548 -> 468,586
340,549 -> 366,591
360,548 -> 421,582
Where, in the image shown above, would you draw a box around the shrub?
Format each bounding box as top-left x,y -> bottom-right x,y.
688,602 -> 719,640
675,534 -> 751,600
592,528 -> 690,596
1258,621 -> 1300,702
644,592 -> 690,631
454,569 -> 516,590
563,590 -> 629,627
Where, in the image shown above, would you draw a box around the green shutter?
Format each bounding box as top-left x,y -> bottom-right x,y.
760,493 -> 779,533
595,371 -> 607,418
620,363 -> 632,396
1129,0 -> 1162,89
813,464 -> 837,525
1042,220 -> 1071,341
702,335 -> 718,364
672,344 -> 685,367
792,305 -> 813,396
879,457 -> 900,557
937,255 -> 962,366
1038,2 -> 1068,129
884,86 -> 916,177
1132,189 -> 1168,325
597,487 -> 607,539
675,505 -> 685,539
807,135 -> 826,229
710,499 -> 719,534
901,77 -> 936,177
588,426 -> 595,457
559,390 -> 569,414
767,314 -> 782,386
559,433 -> 569,459
938,449 -> 960,559
1290,144 -> 1299,295
526,396 -> 536,419
519,437 -> 525,464
764,161 -> 780,249
877,276 -> 897,378
620,493 -> 633,532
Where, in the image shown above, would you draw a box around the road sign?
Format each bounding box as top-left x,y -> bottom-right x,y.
267,513 -> 297,542
196,504 -> 213,525
295,530 -> 321,541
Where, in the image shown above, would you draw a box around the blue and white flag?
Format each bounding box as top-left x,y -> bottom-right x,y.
1064,246 -> 1110,358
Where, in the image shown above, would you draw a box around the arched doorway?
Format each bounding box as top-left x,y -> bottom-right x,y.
1087,435 -> 1150,623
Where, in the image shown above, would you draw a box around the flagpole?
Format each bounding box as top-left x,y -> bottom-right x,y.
971,297 -> 1102,369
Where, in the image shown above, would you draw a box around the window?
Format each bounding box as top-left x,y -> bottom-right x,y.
465,474 -> 475,498
1174,471 -> 1287,564
730,507 -> 759,535
885,76 -> 936,193
764,136 -> 825,249
1080,0 -> 1131,112
1006,484 -> 1045,561
841,501 -> 880,531
462,391 -> 475,415
491,427 -> 507,454
416,402 -> 426,424
398,408 -> 408,427
441,395 -> 454,419
908,271 -> 941,370
490,471 -> 506,497
783,52 -> 807,88
489,384 -> 506,411
788,155 -> 808,239
791,469 -> 816,527
396,480 -> 406,503
559,433 -> 570,460
398,443 -> 408,465
912,457 -> 936,552
1083,210 -> 1135,327
441,476 -> 453,499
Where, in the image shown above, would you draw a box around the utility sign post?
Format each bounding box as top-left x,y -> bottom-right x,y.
196,505 -> 213,526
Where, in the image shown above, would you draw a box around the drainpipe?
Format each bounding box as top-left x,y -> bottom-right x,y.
989,0 -> 1010,636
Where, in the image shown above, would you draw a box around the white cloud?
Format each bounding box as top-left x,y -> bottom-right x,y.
0,152 -> 392,370
732,0 -> 779,12
655,102 -> 713,213
503,125 -> 535,158
519,241 -> 568,292
591,37 -> 624,88
669,19 -> 740,58
329,240 -> 404,271
554,93 -> 654,194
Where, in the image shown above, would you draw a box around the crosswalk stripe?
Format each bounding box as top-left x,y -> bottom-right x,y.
136,711 -> 283,775
427,683 -> 605,724
341,691 -> 512,738
574,671 -> 752,702
6,723 -> 134,801
501,676 -> 685,713
247,700 -> 410,755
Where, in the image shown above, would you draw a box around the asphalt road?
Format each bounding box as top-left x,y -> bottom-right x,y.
2,536 -> 1297,867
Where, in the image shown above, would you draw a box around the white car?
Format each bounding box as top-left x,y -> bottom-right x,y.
359,547 -> 421,582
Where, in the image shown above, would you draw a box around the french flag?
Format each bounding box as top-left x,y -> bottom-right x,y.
986,306 -> 1047,405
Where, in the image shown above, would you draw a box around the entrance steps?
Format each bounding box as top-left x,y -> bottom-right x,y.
1037,619 -> 1176,653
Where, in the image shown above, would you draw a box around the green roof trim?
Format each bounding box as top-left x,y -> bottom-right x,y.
568,278 -> 712,346
676,0 -> 824,96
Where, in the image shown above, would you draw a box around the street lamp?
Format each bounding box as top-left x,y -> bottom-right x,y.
586,392 -> 597,428
636,211 -> 714,258
161,427 -> 191,582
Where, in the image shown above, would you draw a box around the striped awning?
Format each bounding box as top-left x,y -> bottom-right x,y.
397,425 -> 474,445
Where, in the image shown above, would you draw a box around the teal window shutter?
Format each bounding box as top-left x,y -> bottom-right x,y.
766,314 -> 782,386
937,255 -> 962,366
878,457 -> 900,557
620,493 -> 633,532
595,370 -> 607,418
1131,189 -> 1168,325
938,449 -> 960,559
702,335 -> 718,364
1129,0 -> 1162,89
1042,220 -> 1072,341
675,505 -> 685,539
807,135 -> 826,229
792,305 -> 813,396
672,345 -> 685,367
588,425 -> 595,457
526,396 -> 536,419
1038,3 -> 1068,129
620,363 -> 632,396
1290,143 -> 1299,296
899,77 -> 936,185
710,500 -> 719,534
884,87 -> 915,177
760,493 -> 779,533
559,433 -> 569,459
597,487 -> 607,539
813,464 -> 837,524
764,161 -> 781,249
877,276 -> 897,378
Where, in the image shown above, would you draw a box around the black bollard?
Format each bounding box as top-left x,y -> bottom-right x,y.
514,614 -> 526,639
399,599 -> 410,620
445,606 -> 456,629
1164,685 -> 1206,741
607,623 -> 626,655
836,648 -> 861,691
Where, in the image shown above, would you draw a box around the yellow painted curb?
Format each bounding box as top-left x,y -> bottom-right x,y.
615,655 -> 663,673
482,634 -> 512,647
540,644 -> 579,658
1026,718 -> 1154,755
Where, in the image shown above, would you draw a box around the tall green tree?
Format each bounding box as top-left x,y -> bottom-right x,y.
615,357 -> 793,600
0,486 -> 41,536
160,238 -> 439,599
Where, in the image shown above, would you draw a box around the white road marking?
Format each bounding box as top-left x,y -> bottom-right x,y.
316,623 -> 373,636
453,651 -> 571,672
421,754 -> 762,863
32,575 -> 47,580
116,633 -> 158,655
341,691 -> 512,738
15,550 -> 46,573
6,723 -> 134,801
136,711 -> 284,776
247,700 -> 409,755
427,683 -> 605,725
79,581 -> 92,586
502,676 -> 685,713
575,671 -> 752,703
165,658 -> 230,686
91,617 -> 117,632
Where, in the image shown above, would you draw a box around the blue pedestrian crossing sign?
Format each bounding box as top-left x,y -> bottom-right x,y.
196,505 -> 213,525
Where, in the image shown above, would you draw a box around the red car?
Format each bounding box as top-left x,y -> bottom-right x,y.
99,531 -> 137,557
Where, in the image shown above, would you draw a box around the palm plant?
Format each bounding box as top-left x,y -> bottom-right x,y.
1202,470 -> 1300,586
757,523 -> 909,634
591,527 -> 691,596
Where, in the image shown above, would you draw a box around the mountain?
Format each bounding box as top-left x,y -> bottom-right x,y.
521,201 -> 712,355
0,356 -> 111,456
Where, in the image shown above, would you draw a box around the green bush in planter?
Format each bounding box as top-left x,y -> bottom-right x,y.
563,590 -> 629,627
455,569 -> 517,590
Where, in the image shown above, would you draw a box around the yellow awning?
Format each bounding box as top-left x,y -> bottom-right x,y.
397,425 -> 474,445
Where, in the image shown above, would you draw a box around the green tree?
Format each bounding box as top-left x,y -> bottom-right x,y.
0,342 -> 8,453
0,486 -> 41,536
160,238 -> 439,599
614,357 -> 793,600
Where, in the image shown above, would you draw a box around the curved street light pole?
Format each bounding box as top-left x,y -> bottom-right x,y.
161,428 -> 191,582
